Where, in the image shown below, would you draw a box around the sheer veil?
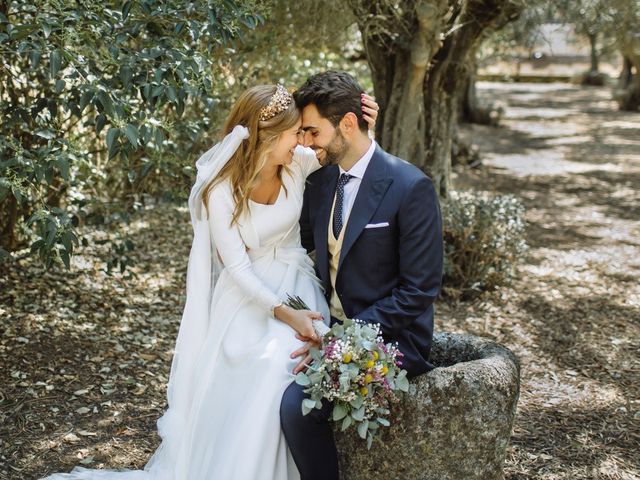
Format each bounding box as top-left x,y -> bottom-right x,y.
145,125 -> 249,475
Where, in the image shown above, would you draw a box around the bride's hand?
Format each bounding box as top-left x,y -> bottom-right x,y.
361,93 -> 379,131
274,304 -> 322,342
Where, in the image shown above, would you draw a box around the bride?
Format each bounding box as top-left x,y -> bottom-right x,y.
42,84 -> 378,479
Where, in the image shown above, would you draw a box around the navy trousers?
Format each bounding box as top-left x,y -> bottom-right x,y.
280,381 -> 339,480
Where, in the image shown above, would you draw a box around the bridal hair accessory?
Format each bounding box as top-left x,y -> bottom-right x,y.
259,84 -> 292,121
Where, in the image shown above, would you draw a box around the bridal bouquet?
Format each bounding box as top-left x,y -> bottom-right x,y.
286,295 -> 411,449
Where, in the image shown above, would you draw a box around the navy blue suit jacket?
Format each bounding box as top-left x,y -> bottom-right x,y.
300,144 -> 443,377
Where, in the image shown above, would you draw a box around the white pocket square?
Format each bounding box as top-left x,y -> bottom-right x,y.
364,222 -> 389,229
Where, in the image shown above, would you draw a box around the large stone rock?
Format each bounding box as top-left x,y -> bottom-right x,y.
334,332 -> 520,480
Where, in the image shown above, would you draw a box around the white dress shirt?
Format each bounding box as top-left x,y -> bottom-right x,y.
338,139 -> 376,226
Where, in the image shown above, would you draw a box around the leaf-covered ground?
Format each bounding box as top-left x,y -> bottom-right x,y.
1,82 -> 639,479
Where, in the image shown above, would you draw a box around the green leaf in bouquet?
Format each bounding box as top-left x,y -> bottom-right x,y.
332,403 -> 348,421
396,371 -> 410,392
362,340 -> 376,351
308,392 -> 323,406
350,395 -> 364,409
352,406 -> 365,422
310,348 -> 323,362
346,363 -> 360,377
339,373 -> 350,391
302,398 -> 316,415
377,417 -> 390,427
367,433 -> 374,449
397,377 -> 409,392
341,415 -> 353,431
308,371 -> 323,384
331,323 -> 345,338
357,419 -> 369,439
361,325 -> 377,338
295,372 -> 310,387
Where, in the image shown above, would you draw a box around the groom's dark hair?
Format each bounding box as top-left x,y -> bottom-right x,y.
294,71 -> 368,133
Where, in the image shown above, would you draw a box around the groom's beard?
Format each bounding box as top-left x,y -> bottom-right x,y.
320,128 -> 348,166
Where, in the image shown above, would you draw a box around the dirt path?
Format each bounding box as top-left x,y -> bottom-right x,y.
451,82 -> 640,479
1,82 -> 638,480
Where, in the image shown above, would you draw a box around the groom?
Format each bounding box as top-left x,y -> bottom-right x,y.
280,71 -> 443,480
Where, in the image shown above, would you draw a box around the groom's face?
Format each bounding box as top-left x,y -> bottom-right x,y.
299,104 -> 348,166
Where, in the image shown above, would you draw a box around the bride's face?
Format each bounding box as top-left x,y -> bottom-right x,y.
266,119 -> 302,167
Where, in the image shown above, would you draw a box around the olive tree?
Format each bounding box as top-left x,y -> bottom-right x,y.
347,0 -> 525,198
0,0 -> 265,268
612,0 -> 640,110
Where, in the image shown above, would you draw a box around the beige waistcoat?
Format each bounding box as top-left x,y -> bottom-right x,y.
328,192 -> 348,321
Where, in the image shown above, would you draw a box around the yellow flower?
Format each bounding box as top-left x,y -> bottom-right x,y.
360,387 -> 368,396
343,353 -> 352,363
381,366 -> 389,375
364,374 -> 373,384
366,360 -> 375,369
372,351 -> 379,360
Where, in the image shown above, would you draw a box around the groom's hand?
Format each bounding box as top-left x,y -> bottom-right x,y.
361,93 -> 378,128
291,333 -> 321,374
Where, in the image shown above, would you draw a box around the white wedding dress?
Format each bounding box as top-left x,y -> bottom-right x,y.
43,136 -> 329,480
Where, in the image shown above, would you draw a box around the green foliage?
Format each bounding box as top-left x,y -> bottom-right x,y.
0,0 -> 266,268
0,0 -> 374,272
222,1 -> 371,100
442,191 -> 528,299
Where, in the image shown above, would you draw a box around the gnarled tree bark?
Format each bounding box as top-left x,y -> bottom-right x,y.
348,0 -> 524,198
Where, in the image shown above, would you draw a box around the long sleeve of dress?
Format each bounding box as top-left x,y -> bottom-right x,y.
207,182 -> 281,313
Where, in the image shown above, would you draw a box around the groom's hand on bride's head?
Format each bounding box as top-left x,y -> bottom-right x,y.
361,93 -> 379,133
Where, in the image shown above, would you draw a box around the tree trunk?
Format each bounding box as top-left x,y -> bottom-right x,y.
0,195 -> 18,251
459,55 -> 502,126
617,70 -> 640,111
579,32 -> 606,86
350,0 -> 523,199
46,175 -> 67,208
460,59 -> 480,123
588,32 -> 599,73
617,55 -> 633,90
616,49 -> 640,111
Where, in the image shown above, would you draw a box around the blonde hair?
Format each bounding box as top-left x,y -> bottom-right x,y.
202,85 -> 300,225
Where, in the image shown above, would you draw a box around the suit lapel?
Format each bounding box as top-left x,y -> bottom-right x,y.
314,165 -> 339,290
339,147 -> 392,272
